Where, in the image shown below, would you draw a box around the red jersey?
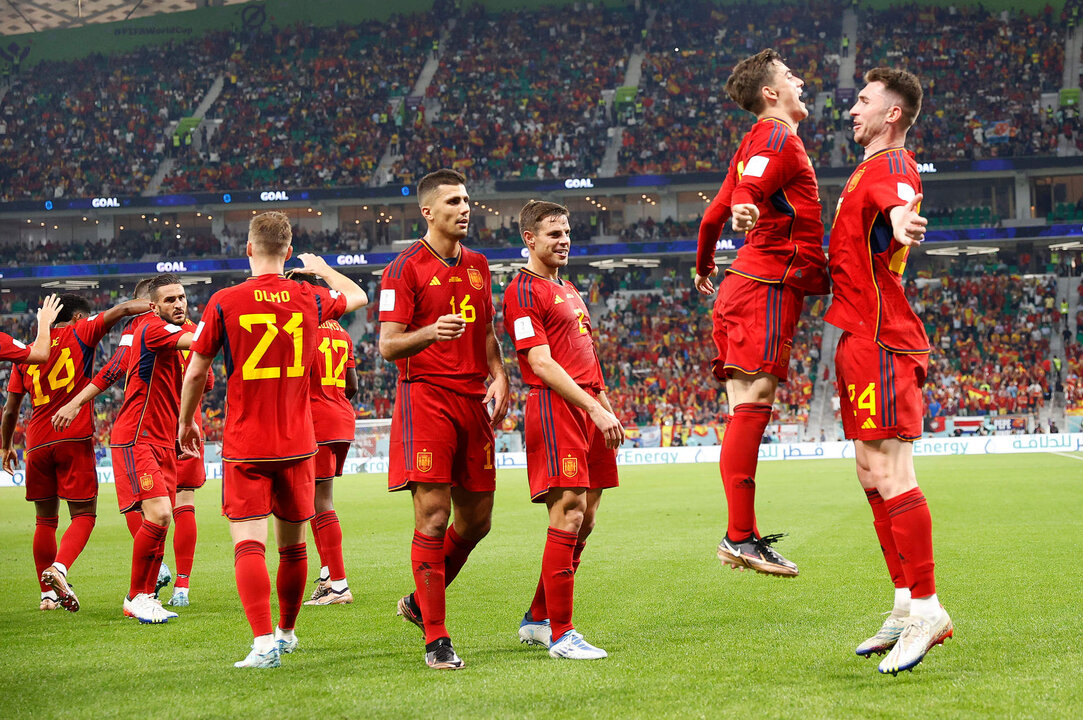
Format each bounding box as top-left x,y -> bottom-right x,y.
192,274 -> 347,462
6,314 -> 108,451
92,313 -> 147,391
310,319 -> 356,444
110,313 -> 188,449
0,331 -> 32,363
825,148 -> 929,354
379,239 -> 493,399
179,318 -> 214,431
697,117 -> 828,294
502,269 -> 605,391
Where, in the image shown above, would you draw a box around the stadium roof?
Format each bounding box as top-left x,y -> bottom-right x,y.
0,0 -> 252,35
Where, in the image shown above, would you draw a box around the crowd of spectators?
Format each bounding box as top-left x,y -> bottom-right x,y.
855,4 -> 1071,163
163,17 -> 434,192
1,36 -> 231,201
619,0 -> 841,175
384,4 -> 641,186
918,274 -> 1057,419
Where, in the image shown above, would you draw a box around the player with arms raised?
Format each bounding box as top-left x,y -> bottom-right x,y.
287,270 -> 359,606
503,201 -> 623,660
178,211 -> 367,669
695,49 -> 829,576
827,67 -> 951,675
379,169 -> 509,670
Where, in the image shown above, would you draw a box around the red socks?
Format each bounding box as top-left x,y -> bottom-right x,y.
411,530 -> 448,643
234,540 -> 272,637
443,525 -> 477,587
33,516 -> 59,592
864,489 -> 907,588
720,403 -> 772,540
530,540 -> 588,621
277,543 -> 307,632
124,511 -> 142,538
541,527 -> 578,641
55,513 -> 96,570
129,519 -> 168,599
311,510 -> 345,582
172,505 -> 196,590
885,488 -> 936,597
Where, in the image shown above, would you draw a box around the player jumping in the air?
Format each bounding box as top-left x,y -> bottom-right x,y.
379,169 -> 509,670
503,200 -> 624,660
695,49 -> 829,577
178,211 -> 367,668
826,67 -> 952,675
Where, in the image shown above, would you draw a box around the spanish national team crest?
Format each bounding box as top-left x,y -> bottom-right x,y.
416,450 -> 433,473
561,456 -> 579,478
847,165 -> 867,193
139,473 -> 154,491
468,268 -> 483,290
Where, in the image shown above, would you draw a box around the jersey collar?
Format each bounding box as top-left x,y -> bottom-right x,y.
519,267 -> 564,286
419,238 -> 461,268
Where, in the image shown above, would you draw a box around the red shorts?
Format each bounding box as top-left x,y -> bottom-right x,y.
176,448 -> 206,490
389,381 -> 496,493
24,439 -> 97,503
222,456 -> 315,523
112,443 -> 177,513
524,388 -> 619,503
315,442 -> 350,482
712,273 -> 805,382
835,332 -> 929,442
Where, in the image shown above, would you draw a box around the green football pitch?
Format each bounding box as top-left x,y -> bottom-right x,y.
1,454 -> 1081,719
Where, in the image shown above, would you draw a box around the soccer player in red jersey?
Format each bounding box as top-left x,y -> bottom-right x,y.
827,68 -> 951,675
167,312 -> 214,608
695,49 -> 829,577
99,274 -> 197,624
379,169 -> 509,670
502,201 -> 624,660
287,271 -> 359,607
177,211 -> 367,669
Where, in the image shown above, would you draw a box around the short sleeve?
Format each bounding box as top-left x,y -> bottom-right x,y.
345,332 -> 356,369
6,365 -> 26,393
870,171 -> 921,218
191,296 -> 225,358
143,316 -> 186,352
503,280 -> 549,352
314,287 -> 348,324
378,264 -> 417,325
74,314 -> 109,349
0,332 -> 31,363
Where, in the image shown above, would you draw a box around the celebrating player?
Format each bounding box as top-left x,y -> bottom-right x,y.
827,68 -> 951,675
105,274 -> 195,624
168,310 -> 214,607
379,168 -> 509,670
695,49 -> 829,577
287,271 -> 359,607
0,294 -> 63,367
1,293 -> 125,612
502,201 -> 623,660
178,211 -> 367,669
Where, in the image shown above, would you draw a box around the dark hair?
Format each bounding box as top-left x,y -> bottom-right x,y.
864,67 -> 923,129
148,273 -> 183,300
417,168 -> 467,207
54,293 -> 92,323
284,270 -> 326,288
519,200 -> 569,235
132,278 -> 153,300
724,48 -> 783,114
249,211 -> 292,256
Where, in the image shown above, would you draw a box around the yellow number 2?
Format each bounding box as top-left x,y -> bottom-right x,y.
239,312 -> 304,380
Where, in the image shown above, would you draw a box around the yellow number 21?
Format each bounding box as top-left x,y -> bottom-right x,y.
239,312 -> 304,380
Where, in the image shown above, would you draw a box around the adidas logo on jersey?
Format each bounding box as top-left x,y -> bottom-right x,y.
553,295 -> 564,304
861,418 -> 877,430
429,277 -> 441,286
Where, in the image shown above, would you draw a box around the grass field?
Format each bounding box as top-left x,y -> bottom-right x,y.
1,453 -> 1081,719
